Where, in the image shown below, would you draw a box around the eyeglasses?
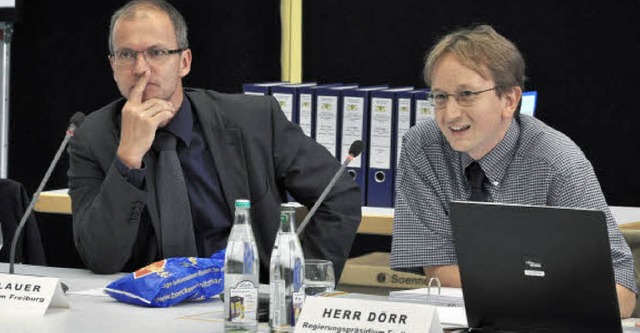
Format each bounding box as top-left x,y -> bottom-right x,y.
109,48 -> 185,67
427,86 -> 499,109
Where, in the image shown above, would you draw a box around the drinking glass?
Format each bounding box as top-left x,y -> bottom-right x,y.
304,259 -> 335,296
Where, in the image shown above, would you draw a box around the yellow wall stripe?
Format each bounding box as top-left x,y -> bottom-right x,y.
280,0 -> 302,83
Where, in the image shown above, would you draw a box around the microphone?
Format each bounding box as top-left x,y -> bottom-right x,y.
296,140 -> 364,236
9,112 -> 86,274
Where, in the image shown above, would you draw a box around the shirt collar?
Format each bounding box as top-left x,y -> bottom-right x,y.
460,119 -> 520,185
164,94 -> 193,147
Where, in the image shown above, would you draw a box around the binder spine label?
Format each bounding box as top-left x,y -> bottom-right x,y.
396,98 -> 412,166
272,92 -> 294,122
316,95 -> 339,157
415,99 -> 434,123
342,96 -> 365,167
299,93 -> 313,137
370,97 -> 392,169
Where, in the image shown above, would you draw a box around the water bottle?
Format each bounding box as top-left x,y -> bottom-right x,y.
269,203 -> 306,331
224,199 -> 259,330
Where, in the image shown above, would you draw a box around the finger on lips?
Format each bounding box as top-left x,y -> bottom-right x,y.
130,71 -> 151,103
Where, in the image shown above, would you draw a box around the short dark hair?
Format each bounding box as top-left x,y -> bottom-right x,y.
109,0 -> 189,53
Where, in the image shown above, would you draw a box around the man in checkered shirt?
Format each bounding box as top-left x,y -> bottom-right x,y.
390,25 -> 637,317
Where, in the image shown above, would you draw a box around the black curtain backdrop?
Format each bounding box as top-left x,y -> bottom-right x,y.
304,0 -> 640,207
6,0 -> 640,266
8,0 -> 281,193
7,0 -> 280,267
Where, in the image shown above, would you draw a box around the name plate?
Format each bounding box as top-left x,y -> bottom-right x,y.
0,273 -> 69,316
296,296 -> 442,333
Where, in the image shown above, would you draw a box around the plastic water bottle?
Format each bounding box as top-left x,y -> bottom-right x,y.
269,203 -> 306,331
224,199 -> 259,330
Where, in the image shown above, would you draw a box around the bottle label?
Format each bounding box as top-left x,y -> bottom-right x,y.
292,288 -> 305,324
228,280 -> 258,322
269,279 -> 286,326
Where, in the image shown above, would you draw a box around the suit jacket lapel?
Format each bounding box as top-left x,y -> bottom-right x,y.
187,90 -> 250,215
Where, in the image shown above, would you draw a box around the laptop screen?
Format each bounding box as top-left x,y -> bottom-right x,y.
450,201 -> 621,332
520,91 -> 538,117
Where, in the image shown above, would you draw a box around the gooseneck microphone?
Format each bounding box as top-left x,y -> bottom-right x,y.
296,140 -> 364,236
9,112 -> 86,274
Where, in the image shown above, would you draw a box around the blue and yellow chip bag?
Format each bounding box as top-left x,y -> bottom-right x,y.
104,250 -> 225,307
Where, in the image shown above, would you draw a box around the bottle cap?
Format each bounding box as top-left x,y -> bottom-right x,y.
235,199 -> 251,208
280,202 -> 298,211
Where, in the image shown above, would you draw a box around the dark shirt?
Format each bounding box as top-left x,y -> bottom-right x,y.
114,95 -> 232,257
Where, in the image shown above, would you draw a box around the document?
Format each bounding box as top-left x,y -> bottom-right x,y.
389,286 -> 464,307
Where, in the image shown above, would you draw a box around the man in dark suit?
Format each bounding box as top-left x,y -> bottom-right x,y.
67,0 -> 361,282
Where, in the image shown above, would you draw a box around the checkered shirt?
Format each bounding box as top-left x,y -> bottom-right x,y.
390,115 -> 637,293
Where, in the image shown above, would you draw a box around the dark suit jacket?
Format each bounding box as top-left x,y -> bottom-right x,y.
0,179 -> 46,265
67,88 -> 361,282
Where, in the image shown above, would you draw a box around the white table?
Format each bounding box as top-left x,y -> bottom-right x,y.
3,264 -> 639,332
0,263 -> 268,332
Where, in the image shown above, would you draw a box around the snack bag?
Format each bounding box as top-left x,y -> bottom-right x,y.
104,250 -> 225,307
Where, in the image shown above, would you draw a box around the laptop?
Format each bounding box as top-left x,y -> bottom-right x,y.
520,91 -> 538,117
449,201 -> 622,333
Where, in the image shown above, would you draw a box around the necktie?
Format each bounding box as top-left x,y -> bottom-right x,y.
153,131 -> 197,258
465,161 -> 488,202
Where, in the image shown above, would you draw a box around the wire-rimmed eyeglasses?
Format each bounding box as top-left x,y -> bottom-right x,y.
427,86 -> 499,109
109,48 -> 185,67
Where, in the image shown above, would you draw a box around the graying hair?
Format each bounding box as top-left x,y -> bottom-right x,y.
108,0 -> 189,53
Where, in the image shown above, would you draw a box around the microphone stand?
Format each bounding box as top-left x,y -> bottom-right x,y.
296,154 -> 356,237
9,118 -> 82,274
